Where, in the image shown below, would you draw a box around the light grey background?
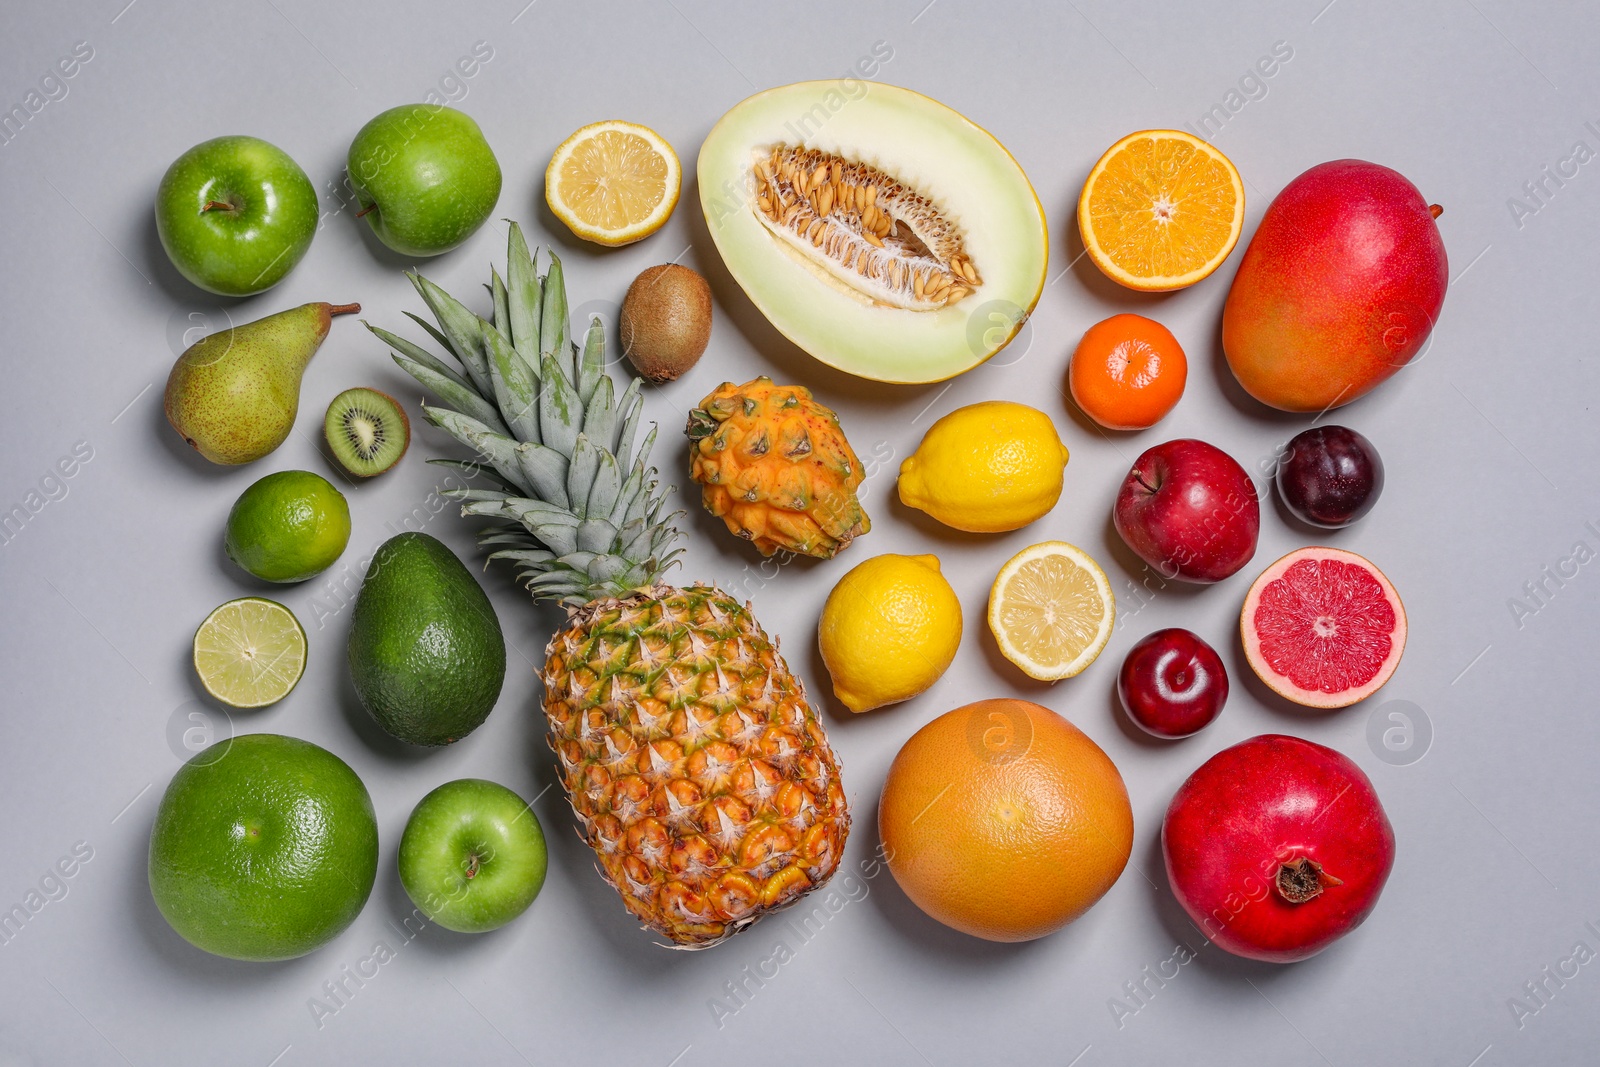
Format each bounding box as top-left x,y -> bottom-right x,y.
1,0 -> 1596,1064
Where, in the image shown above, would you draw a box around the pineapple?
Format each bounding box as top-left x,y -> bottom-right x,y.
686,377 -> 869,559
370,224 -> 850,947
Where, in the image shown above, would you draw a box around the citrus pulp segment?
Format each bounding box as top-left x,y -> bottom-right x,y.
546,120 -> 680,246
1241,546 -> 1407,708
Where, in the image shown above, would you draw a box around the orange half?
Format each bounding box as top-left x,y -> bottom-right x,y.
1078,130 -> 1244,291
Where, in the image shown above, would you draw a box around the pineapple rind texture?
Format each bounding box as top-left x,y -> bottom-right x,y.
372,222 -> 851,947
687,377 -> 870,560
544,584 -> 849,947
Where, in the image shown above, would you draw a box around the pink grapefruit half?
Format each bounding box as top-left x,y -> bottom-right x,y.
1241,547 -> 1406,708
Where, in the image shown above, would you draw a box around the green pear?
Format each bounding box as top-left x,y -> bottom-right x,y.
165,302 -> 359,465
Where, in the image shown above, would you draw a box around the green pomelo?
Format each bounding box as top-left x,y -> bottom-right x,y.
147,733 -> 378,961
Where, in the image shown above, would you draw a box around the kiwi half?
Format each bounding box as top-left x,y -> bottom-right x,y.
324,387 -> 410,477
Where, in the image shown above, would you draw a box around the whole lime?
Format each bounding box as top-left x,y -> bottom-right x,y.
148,733 -> 379,961
225,470 -> 350,583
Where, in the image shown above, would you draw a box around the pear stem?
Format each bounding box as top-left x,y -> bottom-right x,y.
201,199 -> 236,214
328,303 -> 361,317
1429,204 -> 1443,219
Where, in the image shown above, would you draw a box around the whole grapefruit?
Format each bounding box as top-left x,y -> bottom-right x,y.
878,699 -> 1133,942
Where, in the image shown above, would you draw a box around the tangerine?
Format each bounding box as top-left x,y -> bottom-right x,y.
878,698 -> 1133,942
1069,313 -> 1187,430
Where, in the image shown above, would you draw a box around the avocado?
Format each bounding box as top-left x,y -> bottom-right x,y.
347,532 -> 506,746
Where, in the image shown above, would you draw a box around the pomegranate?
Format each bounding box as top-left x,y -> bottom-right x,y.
1162,734 -> 1395,962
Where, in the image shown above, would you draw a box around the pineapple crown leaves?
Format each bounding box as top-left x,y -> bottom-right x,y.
366,222 -> 684,607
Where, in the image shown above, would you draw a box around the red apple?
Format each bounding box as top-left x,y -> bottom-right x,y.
1113,439 -> 1259,583
1162,734 -> 1396,963
1117,628 -> 1227,738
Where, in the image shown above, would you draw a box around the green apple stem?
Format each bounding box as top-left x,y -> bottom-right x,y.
201,199 -> 237,214
355,203 -> 377,218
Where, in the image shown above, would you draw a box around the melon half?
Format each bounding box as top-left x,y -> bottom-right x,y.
698,81 -> 1048,383
1240,547 -> 1407,709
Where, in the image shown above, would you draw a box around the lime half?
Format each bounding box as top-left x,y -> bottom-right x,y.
193,597 -> 307,708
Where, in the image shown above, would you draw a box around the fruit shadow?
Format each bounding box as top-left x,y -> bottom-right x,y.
860,794 -> 1060,965
1202,311 -> 1309,427
681,497 -> 843,598
148,384 -> 239,481
1097,512 -> 1211,610
882,492 -> 1003,552
1061,203 -> 1176,313
140,211 -> 222,310
975,610 -> 1058,698
210,536 -> 301,593
510,681 -> 694,967
179,654 -> 283,729
332,664 -> 439,767
527,191 -> 629,267
1224,634 -> 1346,723
533,826 -> 686,968
1106,676 -> 1184,751
801,638 -> 853,724
684,189 -> 938,411
345,193 -> 432,274
1137,831 -> 1289,984
122,806 -> 324,987
1059,389 -> 1139,459
1268,488 -> 1354,539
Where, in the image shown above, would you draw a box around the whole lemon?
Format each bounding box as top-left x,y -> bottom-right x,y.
897,402 -> 1070,532
818,553 -> 963,713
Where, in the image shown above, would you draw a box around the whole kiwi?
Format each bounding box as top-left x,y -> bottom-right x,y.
620,264 -> 712,383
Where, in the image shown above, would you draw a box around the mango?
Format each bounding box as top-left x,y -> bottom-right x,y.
1222,160 -> 1447,412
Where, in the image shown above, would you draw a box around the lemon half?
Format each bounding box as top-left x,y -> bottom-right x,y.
988,542 -> 1114,681
546,120 -> 681,246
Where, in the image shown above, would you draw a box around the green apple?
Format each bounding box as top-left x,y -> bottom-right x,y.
398,778 -> 546,933
155,136 -> 318,296
347,105 -> 501,257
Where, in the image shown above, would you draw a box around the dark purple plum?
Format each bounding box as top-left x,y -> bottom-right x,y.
1117,628 -> 1228,739
1275,426 -> 1384,529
